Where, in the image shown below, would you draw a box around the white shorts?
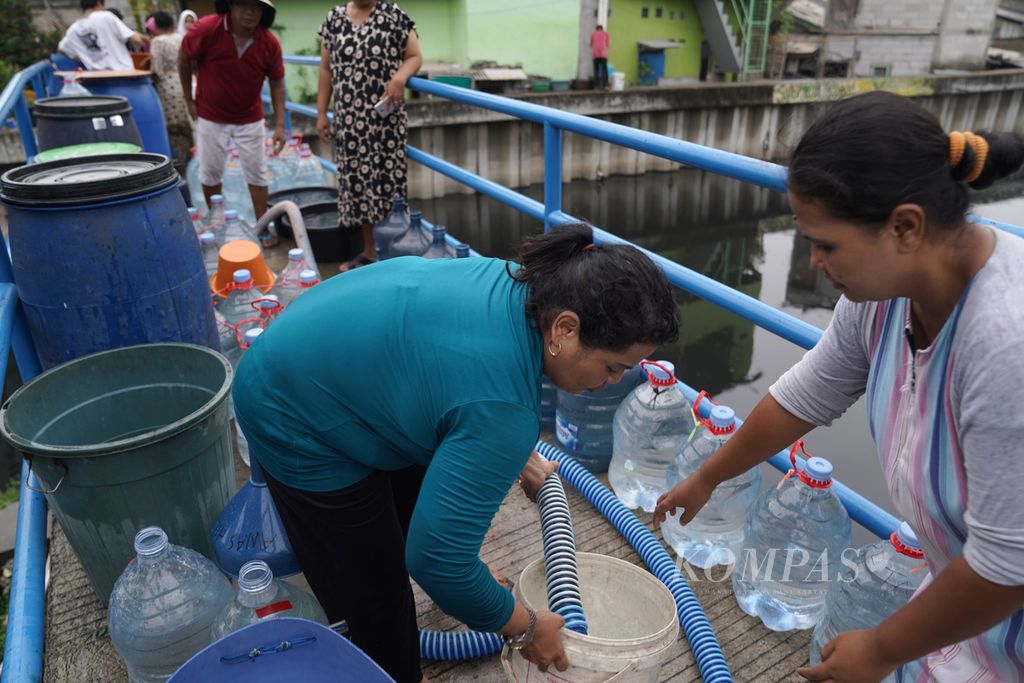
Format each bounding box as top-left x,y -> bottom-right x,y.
195,117 -> 268,187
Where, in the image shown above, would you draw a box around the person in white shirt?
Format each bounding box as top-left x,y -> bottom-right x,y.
58,0 -> 148,72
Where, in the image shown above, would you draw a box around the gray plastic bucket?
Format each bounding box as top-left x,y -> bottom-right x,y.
0,343 -> 233,603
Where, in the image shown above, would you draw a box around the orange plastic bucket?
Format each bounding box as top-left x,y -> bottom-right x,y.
211,241 -> 275,297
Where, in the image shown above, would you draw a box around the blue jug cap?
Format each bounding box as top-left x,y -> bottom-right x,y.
188,207 -> 198,217
258,294 -> 280,310
709,405 -> 736,429
642,360 -> 676,387
210,194 -> 224,203
895,521 -> 922,551
804,456 -> 833,482
199,231 -> 215,244
392,195 -> 405,206
233,269 -> 252,283
288,248 -> 304,260
299,269 -> 319,285
455,243 -> 470,257
224,209 -> 238,220
244,328 -> 263,343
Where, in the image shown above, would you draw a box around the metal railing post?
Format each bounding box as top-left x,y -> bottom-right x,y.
30,73 -> 45,101
13,96 -> 36,160
543,122 -> 562,233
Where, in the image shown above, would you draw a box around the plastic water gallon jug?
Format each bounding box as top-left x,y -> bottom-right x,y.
222,151 -> 250,222
216,309 -> 236,359
220,270 -> 262,328
540,376 -> 556,432
210,560 -> 328,641
189,207 -> 205,237
388,210 -> 430,258
298,269 -> 320,293
608,360 -> 693,512
555,364 -> 645,472
221,209 -> 260,248
271,248 -> 313,307
219,270 -> 263,365
810,521 -> 927,667
254,294 -> 282,327
293,148 -> 329,188
60,73 -> 92,96
733,443 -> 853,631
206,194 -> 225,233
108,526 -> 233,683
199,232 -> 219,278
662,396 -> 760,568
422,225 -> 451,259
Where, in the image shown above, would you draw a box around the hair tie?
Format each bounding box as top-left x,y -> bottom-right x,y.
949,131 -> 966,168
581,243 -> 596,252
962,132 -> 990,184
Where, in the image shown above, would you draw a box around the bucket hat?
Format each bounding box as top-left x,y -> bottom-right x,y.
214,0 -> 276,28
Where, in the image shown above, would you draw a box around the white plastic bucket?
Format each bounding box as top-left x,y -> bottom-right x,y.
502,552 -> 679,683
610,73 -> 626,91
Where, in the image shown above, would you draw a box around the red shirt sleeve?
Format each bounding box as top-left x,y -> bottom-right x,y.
265,32 -> 285,82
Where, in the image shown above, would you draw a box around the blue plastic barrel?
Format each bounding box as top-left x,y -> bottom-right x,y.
33,96 -> 143,152
169,618 -> 394,682
75,74 -> 172,157
0,153 -> 219,368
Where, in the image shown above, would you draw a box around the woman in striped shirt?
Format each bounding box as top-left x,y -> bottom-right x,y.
656,91 -> 1024,682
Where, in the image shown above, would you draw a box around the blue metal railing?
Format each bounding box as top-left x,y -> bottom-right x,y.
281,60 -> 939,527
0,59 -> 49,683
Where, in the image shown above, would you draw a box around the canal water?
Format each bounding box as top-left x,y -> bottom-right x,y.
416,169 -> 1024,544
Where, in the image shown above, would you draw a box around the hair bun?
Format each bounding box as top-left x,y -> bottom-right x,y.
949,131 -> 989,184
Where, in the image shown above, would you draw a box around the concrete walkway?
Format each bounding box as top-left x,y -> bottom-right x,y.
42,456 -> 808,682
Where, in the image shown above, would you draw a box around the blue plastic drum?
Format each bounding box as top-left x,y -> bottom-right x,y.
0,153 -> 219,368
75,74 -> 172,157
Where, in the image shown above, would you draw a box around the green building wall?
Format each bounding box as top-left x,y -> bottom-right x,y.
274,0 -> 710,100
273,0 -> 466,102
274,0 -> 581,100
606,0 -> 703,84
463,0 -> 580,80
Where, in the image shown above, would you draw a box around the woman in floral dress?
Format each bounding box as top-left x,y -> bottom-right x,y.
149,11 -> 193,172
316,1 -> 422,271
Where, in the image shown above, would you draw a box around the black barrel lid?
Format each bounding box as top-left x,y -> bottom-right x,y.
33,95 -> 132,118
0,154 -> 179,206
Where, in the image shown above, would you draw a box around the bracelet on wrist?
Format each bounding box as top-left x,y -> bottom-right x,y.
503,606 -> 537,651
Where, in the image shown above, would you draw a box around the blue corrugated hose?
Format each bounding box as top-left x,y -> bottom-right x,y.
419,628 -> 504,660
536,474 -> 589,634
535,441 -> 734,683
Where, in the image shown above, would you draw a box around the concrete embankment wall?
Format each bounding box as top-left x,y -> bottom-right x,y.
391,70 -> 1024,199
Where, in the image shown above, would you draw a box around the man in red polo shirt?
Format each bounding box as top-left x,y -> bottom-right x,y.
178,0 -> 286,244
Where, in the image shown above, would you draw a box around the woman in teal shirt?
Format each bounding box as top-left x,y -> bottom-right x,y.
234,224 -> 679,682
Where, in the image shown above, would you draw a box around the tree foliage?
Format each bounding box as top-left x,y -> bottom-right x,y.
0,0 -> 59,69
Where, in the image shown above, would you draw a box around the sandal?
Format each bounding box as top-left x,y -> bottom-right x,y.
257,231 -> 280,249
338,254 -> 377,272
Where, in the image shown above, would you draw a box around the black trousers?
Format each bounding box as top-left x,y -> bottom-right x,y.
262,464 -> 427,683
593,58 -> 608,88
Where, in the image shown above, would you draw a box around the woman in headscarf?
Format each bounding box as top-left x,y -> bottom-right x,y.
176,9 -> 197,35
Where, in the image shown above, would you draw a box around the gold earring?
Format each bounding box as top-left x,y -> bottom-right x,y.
548,342 -> 562,357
